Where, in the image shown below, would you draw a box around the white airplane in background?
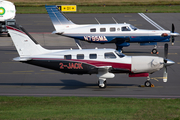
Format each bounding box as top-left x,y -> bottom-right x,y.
7,25 -> 174,88
45,5 -> 180,54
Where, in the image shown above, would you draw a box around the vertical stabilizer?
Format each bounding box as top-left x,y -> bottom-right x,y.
45,5 -> 75,31
7,25 -> 49,57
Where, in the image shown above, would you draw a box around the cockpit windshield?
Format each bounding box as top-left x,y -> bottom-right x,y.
115,50 -> 125,58
130,25 -> 138,31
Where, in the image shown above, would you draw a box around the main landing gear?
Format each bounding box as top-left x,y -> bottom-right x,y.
144,76 -> 154,87
98,78 -> 107,88
151,45 -> 159,54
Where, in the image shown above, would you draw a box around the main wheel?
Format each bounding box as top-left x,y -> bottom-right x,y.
98,81 -> 107,88
144,81 -> 151,87
151,49 -> 158,54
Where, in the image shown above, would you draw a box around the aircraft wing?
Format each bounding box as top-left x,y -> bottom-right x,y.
97,66 -> 130,73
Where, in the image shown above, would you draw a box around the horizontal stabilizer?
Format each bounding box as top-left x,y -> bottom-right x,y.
13,57 -> 32,61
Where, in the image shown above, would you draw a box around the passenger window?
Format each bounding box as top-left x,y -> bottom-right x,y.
110,27 -> 116,32
90,28 -> 96,32
77,54 -> 84,59
100,28 -> 106,32
89,54 -> 97,59
104,52 -> 116,59
64,55 -> 71,59
122,26 -> 131,31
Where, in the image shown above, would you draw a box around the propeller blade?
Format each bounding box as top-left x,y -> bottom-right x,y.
172,24 -> 175,33
164,43 -> 168,59
172,36 -> 175,46
171,24 -> 175,45
163,67 -> 167,82
163,43 -> 168,82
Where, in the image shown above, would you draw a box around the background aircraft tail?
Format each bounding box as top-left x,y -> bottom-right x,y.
45,5 -> 76,31
7,25 -> 49,57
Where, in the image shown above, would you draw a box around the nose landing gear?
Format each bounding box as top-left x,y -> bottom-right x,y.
151,45 -> 159,54
144,76 -> 154,87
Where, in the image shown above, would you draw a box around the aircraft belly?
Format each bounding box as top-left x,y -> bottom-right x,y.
23,60 -> 98,74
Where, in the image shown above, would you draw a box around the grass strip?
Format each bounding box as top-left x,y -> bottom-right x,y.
0,96 -> 180,119
16,5 -> 180,14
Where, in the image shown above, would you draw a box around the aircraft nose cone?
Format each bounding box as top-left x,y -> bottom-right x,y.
164,59 -> 175,66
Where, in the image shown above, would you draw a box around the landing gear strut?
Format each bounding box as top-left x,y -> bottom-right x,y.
144,76 -> 154,87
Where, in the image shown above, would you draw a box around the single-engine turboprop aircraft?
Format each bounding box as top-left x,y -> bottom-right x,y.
45,5 -> 180,54
7,25 -> 175,88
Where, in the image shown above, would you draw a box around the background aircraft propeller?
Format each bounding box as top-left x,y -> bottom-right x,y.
171,24 -> 175,45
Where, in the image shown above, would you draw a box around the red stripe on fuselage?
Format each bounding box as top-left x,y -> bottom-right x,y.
31,58 -> 131,71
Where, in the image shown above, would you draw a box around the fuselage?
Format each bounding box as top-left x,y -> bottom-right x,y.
57,23 -> 171,44
20,48 -> 164,75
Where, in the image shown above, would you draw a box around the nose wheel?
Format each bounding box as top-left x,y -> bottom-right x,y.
144,81 -> 151,87
144,76 -> 154,87
151,45 -> 159,54
151,49 -> 158,54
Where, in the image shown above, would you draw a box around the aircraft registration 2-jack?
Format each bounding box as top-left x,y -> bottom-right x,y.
59,62 -> 83,69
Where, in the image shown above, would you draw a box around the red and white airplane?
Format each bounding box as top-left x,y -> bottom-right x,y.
7,25 -> 175,88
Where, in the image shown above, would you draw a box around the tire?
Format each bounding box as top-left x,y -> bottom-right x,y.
152,49 -> 157,54
98,81 -> 107,88
144,81 -> 151,87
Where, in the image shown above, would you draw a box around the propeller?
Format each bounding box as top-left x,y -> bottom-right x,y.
163,43 -> 168,82
171,24 -> 175,46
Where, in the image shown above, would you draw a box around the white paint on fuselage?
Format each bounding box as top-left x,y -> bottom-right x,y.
57,23 -> 171,37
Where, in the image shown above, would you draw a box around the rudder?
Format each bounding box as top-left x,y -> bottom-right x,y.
7,25 -> 49,57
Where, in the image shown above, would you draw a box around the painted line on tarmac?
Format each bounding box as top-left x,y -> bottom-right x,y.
0,93 -> 180,98
129,19 -> 136,21
13,71 -> 34,73
138,13 -> 165,30
2,62 -> 20,64
168,53 -> 178,55
29,32 -> 52,34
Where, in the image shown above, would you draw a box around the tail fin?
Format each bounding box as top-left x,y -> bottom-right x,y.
7,25 -> 49,57
45,5 -> 75,31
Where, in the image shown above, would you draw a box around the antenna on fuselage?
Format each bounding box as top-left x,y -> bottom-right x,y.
112,17 -> 118,24
95,18 -> 100,24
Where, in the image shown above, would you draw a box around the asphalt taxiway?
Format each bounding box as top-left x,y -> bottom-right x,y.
0,13 -> 180,98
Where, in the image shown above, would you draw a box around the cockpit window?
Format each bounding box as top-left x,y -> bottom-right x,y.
104,52 -> 116,59
115,51 -> 125,58
122,26 -> 131,31
130,25 -> 138,31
